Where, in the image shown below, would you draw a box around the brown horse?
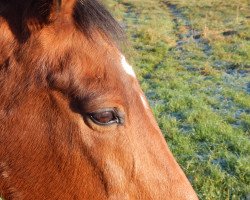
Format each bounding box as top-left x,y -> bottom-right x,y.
0,0 -> 198,199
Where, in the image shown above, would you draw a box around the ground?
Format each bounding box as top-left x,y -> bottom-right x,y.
103,0 -> 250,199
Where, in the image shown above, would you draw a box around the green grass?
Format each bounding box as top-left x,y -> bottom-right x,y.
103,0 -> 250,199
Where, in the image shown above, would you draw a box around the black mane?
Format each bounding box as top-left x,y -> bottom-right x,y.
0,0 -> 123,42
73,0 -> 124,41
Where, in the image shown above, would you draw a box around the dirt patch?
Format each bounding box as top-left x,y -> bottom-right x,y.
164,1 -> 212,57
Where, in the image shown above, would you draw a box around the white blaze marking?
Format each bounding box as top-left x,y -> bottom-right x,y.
120,55 -> 149,110
121,55 -> 136,78
0,162 -> 9,179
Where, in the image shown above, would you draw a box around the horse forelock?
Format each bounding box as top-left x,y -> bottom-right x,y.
73,0 -> 124,42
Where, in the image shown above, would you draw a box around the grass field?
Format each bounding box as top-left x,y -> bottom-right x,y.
0,1 -> 248,200
103,0 -> 250,199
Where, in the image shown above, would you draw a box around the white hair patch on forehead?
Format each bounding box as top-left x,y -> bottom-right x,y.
121,55 -> 136,78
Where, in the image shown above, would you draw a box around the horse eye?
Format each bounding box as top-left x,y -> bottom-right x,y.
88,109 -> 121,126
